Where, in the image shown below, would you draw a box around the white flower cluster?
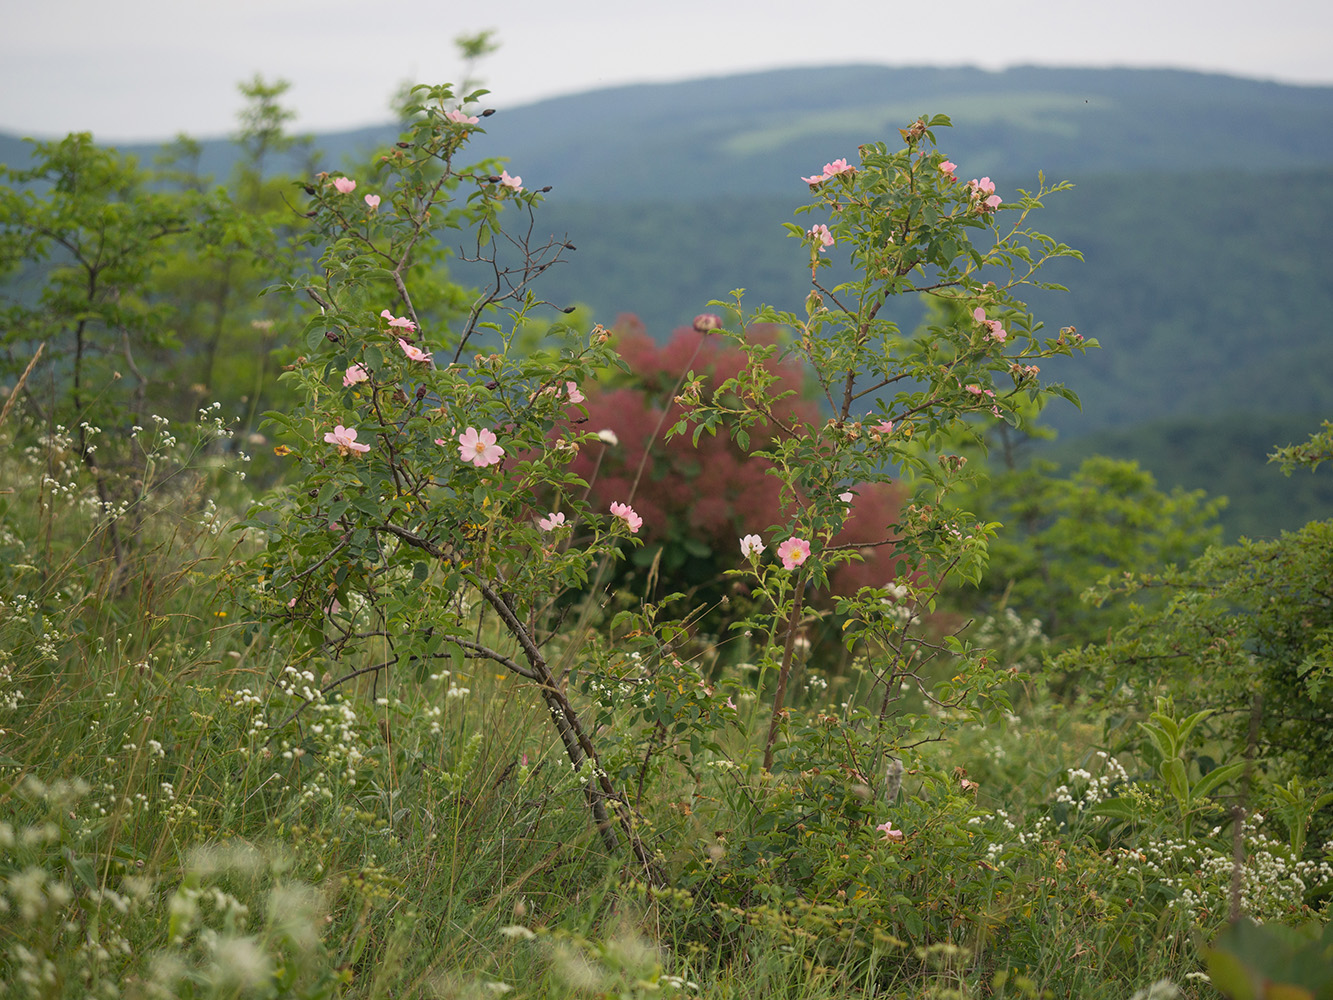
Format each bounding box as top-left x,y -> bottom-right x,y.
0,659 -> 24,713
1053,752 -> 1130,814
266,666 -> 368,803
1132,818 -> 1333,924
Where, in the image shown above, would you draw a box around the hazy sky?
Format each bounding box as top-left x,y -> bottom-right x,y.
4,0 -> 1331,142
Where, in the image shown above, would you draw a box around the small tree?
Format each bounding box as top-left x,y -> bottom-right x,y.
675,123 -> 1088,768
0,134 -> 204,570
1061,421 -> 1333,794
962,454 -> 1225,650
244,83 -> 661,871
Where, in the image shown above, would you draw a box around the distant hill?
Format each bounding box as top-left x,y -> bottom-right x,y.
6,64 -> 1333,192
5,64 -> 1331,536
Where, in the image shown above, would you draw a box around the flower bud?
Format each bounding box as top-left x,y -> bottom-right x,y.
693,313 -> 722,333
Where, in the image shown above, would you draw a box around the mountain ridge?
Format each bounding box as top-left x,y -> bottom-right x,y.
5,64 -> 1332,193
4,64 -> 1329,534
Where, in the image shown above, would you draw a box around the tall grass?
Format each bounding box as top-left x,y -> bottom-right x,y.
2,414 -> 1328,999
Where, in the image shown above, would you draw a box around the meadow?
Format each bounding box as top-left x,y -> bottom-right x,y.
1,79 -> 1331,1000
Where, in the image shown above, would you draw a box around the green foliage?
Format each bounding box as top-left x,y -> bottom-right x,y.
1090,697 -> 1248,839
0,133 -> 198,444
1272,420 -> 1333,476
151,77 -> 310,438
0,83 -> 314,582
1067,515 -> 1333,794
961,455 -> 1224,650
1044,413 -> 1333,541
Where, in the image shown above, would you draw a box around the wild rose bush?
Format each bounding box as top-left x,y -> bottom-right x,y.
617,119 -> 1110,980
244,83 -> 662,865
672,116 -> 1089,772
248,95 -> 1090,900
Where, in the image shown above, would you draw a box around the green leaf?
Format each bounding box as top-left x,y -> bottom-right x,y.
1160,757 -> 1189,805
1137,721 -> 1173,762
1089,797 -> 1138,821
1192,760 -> 1247,801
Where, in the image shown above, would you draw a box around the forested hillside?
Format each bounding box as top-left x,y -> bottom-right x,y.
4,64 -> 1331,534
8,65 -> 1331,196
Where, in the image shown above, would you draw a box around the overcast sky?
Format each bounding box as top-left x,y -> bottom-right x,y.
4,0 -> 1331,142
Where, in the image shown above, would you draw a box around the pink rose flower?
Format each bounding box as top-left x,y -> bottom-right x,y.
332,177 -> 357,194
876,820 -> 905,842
872,420 -> 893,434
610,501 -> 643,534
968,177 -> 1002,212
364,194 -> 381,210
324,424 -> 371,454
380,309 -> 417,333
343,364 -> 369,387
458,427 -> 504,468
398,338 -> 432,363
938,159 -> 957,181
499,170 -> 522,191
839,491 -> 854,505
538,511 -> 566,531
445,109 -> 480,125
809,224 -> 835,251
972,307 -> 1007,343
564,381 -> 585,404
800,158 -> 854,185
740,534 -> 765,558
776,537 -> 811,570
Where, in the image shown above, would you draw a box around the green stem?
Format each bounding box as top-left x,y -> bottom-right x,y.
763,565 -> 809,771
